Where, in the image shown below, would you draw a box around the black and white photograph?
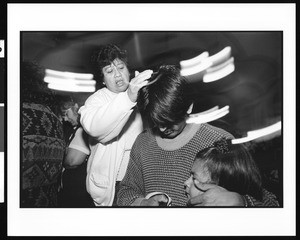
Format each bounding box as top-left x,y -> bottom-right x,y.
6,3 -> 296,237
20,30 -> 283,208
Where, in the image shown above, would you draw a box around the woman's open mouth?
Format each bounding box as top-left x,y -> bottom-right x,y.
116,80 -> 124,87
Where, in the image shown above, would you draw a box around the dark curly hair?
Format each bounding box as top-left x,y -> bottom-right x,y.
90,44 -> 128,86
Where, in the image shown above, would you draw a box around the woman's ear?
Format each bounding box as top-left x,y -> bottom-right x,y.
187,103 -> 194,114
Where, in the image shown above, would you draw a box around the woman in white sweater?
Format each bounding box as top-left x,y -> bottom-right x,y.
79,44 -> 153,206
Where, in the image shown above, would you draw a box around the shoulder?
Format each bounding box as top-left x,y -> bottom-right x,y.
22,103 -> 65,142
22,102 -> 61,122
84,88 -> 111,103
134,128 -> 151,141
132,128 -> 154,147
187,123 -> 234,150
199,123 -> 234,139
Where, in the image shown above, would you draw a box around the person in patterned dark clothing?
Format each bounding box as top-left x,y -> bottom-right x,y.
117,65 -> 279,207
21,61 -> 65,207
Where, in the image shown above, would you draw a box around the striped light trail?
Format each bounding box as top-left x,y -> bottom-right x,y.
44,69 -> 96,92
231,121 -> 282,144
186,105 -> 230,124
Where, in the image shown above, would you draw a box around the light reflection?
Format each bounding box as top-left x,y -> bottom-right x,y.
180,51 -> 209,68
48,83 -> 95,92
186,105 -> 230,124
203,60 -> 235,83
45,69 -> 94,80
44,68 -> 96,92
231,121 -> 282,144
180,46 -> 232,77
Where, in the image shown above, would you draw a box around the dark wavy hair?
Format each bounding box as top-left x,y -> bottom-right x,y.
195,139 -> 263,200
137,65 -> 193,129
90,44 -> 128,85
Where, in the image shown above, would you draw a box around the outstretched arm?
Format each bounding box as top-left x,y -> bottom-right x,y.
79,90 -> 136,143
64,127 -> 90,169
79,70 -> 153,143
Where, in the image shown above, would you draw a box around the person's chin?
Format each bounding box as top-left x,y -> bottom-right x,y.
161,132 -> 179,139
117,85 -> 128,92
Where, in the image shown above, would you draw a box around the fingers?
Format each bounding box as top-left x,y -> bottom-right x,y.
131,69 -> 153,86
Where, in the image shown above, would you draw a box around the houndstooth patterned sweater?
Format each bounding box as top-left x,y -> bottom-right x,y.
117,123 -> 234,206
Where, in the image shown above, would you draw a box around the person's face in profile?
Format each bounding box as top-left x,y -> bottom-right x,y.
184,159 -> 213,200
102,58 -> 130,93
62,106 -> 79,126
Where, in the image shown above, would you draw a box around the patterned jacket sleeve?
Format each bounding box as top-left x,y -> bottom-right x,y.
117,134 -> 146,206
244,188 -> 280,207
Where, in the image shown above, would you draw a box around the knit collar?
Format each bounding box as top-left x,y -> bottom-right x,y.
155,123 -> 201,151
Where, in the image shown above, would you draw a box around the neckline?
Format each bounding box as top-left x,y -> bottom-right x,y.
155,123 -> 201,151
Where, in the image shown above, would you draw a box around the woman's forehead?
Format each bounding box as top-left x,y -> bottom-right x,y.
104,58 -> 125,68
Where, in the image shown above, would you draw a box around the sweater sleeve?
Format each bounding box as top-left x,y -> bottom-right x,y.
79,89 -> 137,143
244,188 -> 280,207
68,127 -> 90,155
117,134 -> 146,206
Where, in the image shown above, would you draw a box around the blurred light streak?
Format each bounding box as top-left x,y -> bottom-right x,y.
231,121 -> 282,144
180,51 -> 209,68
180,46 -> 232,77
203,60 -> 235,83
207,46 -> 231,66
205,56 -> 234,73
186,105 -> 229,124
44,68 -> 96,92
44,76 -> 96,85
48,83 -> 95,92
180,60 -> 212,76
191,106 -> 219,115
45,69 -> 93,80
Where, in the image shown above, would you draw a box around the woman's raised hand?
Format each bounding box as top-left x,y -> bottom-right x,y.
127,69 -> 153,102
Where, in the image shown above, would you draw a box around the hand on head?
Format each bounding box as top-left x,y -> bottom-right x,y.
127,69 -> 153,102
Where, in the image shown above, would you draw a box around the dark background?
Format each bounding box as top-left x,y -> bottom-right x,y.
21,31 -> 282,133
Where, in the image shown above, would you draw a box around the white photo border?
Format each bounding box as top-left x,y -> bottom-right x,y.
7,3 -> 296,236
